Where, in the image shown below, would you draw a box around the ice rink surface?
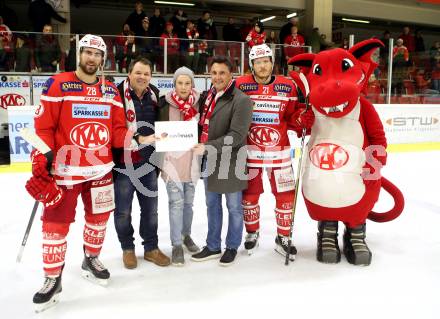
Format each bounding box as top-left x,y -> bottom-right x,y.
0,151 -> 438,319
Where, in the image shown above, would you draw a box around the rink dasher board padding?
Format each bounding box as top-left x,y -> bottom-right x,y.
1,104 -> 439,173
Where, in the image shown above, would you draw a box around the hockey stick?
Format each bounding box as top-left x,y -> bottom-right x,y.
285,73 -> 310,266
16,128 -> 53,263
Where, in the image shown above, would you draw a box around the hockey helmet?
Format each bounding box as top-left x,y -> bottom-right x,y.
78,34 -> 107,64
249,44 -> 274,70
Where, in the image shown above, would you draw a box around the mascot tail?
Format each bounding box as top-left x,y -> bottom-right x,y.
368,177 -> 405,222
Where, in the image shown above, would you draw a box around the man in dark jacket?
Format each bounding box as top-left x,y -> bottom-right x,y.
124,0 -> 146,37
191,56 -> 253,266
28,0 -> 66,33
113,56 -> 170,269
35,24 -> 61,72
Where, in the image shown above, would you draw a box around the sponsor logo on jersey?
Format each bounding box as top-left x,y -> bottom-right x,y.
238,83 -> 258,92
248,126 -> 280,147
42,78 -> 55,94
0,94 -> 26,109
309,143 -> 349,170
102,85 -> 118,97
252,112 -> 279,125
61,81 -> 83,92
72,104 -> 110,119
253,101 -> 281,112
70,121 -> 110,150
274,83 -> 292,93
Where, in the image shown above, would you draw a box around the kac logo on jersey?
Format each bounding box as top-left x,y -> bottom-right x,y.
248,126 -> 280,147
61,81 -> 83,92
309,143 -> 349,170
70,122 -> 109,150
72,104 -> 110,119
0,94 -> 26,109
252,112 -> 280,125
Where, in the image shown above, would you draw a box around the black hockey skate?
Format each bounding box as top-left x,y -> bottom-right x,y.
317,221 -> 341,264
274,235 -> 297,261
244,232 -> 259,255
343,223 -> 372,266
33,275 -> 62,313
81,250 -> 110,286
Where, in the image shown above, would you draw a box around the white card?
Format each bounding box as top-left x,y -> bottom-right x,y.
154,120 -> 198,152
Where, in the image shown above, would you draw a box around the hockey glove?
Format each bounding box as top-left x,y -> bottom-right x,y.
30,149 -> 49,178
25,175 -> 64,209
297,108 -> 315,129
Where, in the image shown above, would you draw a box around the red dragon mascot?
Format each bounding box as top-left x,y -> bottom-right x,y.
288,39 -> 405,266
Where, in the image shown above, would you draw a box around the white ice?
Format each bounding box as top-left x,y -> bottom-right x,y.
0,151 -> 438,319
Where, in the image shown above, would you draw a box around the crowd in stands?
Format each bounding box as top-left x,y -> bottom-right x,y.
0,0 -> 439,100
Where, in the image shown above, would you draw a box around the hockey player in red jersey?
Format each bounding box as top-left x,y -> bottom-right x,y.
25,34 -> 156,313
235,44 -> 314,259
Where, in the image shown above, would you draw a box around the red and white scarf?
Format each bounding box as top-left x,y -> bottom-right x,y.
170,90 -> 198,121
186,28 -> 200,56
199,79 -> 234,143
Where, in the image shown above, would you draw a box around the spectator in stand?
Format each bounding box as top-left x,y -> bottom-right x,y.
150,8 -> 166,38
35,24 -> 61,73
319,33 -> 334,51
246,21 -> 266,48
414,30 -> 425,53
308,27 -> 321,53
115,23 -> 136,73
197,11 -> 217,41
184,20 -> 200,72
160,22 -> 180,74
15,33 -> 31,72
284,26 -> 305,72
392,38 -> 410,96
28,0 -> 67,34
239,19 -> 253,42
429,41 -> 440,92
125,1 -> 146,38
170,9 -> 187,39
279,17 -> 299,44
399,26 -> 415,53
223,17 -> 241,42
0,15 -> 12,71
380,30 -> 391,63
137,17 -> 156,68
65,34 -> 77,72
266,31 -> 277,45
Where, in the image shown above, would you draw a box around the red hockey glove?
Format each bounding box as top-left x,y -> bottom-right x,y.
30,149 -> 49,178
297,108 -> 315,129
25,175 -> 64,209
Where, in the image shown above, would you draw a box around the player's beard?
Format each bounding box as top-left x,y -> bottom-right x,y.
79,60 -> 99,76
255,68 -> 271,84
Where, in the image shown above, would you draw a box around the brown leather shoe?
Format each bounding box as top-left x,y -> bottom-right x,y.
144,248 -> 170,267
123,250 -> 137,269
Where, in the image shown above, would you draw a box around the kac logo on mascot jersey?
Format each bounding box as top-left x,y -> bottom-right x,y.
248,126 -> 280,147
309,143 -> 349,171
0,94 -> 26,109
70,121 -> 109,150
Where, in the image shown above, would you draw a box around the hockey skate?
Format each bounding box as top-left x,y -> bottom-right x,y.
343,223 -> 372,266
317,221 -> 341,264
244,232 -> 259,255
33,275 -> 62,313
274,235 -> 297,261
81,252 -> 110,286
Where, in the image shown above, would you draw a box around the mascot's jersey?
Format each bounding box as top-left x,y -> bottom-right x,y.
35,71 -> 129,185
236,74 -> 298,167
303,99 -> 366,207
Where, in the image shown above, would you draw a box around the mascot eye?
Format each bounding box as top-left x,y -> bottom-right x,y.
312,64 -> 322,75
342,58 -> 354,71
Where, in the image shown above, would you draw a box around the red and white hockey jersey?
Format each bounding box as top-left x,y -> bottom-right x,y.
35,71 -> 130,185
236,74 -> 299,167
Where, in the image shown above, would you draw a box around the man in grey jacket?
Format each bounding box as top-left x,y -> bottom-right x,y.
191,56 -> 253,266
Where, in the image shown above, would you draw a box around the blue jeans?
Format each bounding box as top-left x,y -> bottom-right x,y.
166,181 -> 196,246
113,167 -> 158,252
203,177 -> 243,251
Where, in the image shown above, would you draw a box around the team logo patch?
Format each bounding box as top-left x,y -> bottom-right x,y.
102,85 -> 118,97
248,126 -> 280,147
309,143 -> 349,170
126,109 -> 135,122
0,94 -> 26,109
253,101 -> 281,112
72,104 -> 110,119
61,81 -> 83,92
70,121 -> 110,150
252,112 -> 279,125
274,83 -> 292,93
238,83 -> 258,92
42,77 -> 55,94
